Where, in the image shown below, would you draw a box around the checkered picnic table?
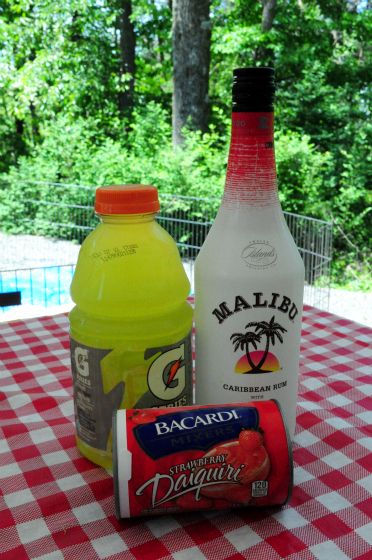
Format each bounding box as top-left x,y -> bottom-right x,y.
0,305 -> 371,560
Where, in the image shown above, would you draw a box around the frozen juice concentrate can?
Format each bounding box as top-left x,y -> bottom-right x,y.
113,400 -> 292,518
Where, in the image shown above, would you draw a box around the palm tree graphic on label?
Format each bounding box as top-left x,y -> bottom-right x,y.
231,316 -> 287,374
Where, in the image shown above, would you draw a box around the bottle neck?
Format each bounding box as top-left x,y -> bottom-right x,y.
222,112 -> 279,209
99,213 -> 156,224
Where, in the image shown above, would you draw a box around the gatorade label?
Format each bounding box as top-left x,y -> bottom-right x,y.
135,336 -> 192,408
70,334 -> 193,451
113,401 -> 292,518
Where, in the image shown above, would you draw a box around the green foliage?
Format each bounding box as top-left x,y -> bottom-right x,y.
6,103 -> 225,195
275,130 -> 332,217
0,101 -> 332,227
331,262 -> 372,292
0,104 -> 226,234
0,0 -> 371,288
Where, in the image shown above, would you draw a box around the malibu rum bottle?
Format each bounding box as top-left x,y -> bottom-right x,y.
194,68 -> 305,438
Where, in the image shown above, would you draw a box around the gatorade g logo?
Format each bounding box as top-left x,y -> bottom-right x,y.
74,347 -> 89,377
147,343 -> 186,401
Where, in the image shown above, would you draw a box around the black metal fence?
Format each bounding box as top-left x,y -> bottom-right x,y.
0,181 -> 332,313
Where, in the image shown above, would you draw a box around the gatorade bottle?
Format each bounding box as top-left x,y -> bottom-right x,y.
69,184 -> 193,469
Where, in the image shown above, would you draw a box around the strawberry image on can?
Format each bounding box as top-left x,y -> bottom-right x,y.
112,400 -> 292,518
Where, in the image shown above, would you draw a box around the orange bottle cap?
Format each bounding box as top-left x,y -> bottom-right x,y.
95,184 -> 160,215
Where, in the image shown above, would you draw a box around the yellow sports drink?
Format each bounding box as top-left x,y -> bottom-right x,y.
69,185 -> 193,469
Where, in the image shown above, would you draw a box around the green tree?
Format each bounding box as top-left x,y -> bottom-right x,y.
0,0 -> 370,286
172,0 -> 211,145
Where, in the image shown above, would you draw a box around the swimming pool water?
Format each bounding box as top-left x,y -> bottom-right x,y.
0,261 -> 194,313
0,265 -> 75,310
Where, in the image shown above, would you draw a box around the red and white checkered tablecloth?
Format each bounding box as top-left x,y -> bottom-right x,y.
0,305 -> 371,560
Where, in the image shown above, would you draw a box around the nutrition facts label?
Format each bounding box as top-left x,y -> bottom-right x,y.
251,480 -> 269,497
70,339 -> 124,451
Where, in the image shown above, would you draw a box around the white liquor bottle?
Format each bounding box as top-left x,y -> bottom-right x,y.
194,68 -> 305,438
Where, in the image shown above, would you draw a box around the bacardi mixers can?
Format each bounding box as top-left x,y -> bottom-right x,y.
112,401 -> 292,518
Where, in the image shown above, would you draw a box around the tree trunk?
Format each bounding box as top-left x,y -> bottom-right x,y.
254,0 -> 276,63
117,0 -> 136,115
172,0 -> 211,146
261,0 -> 276,32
